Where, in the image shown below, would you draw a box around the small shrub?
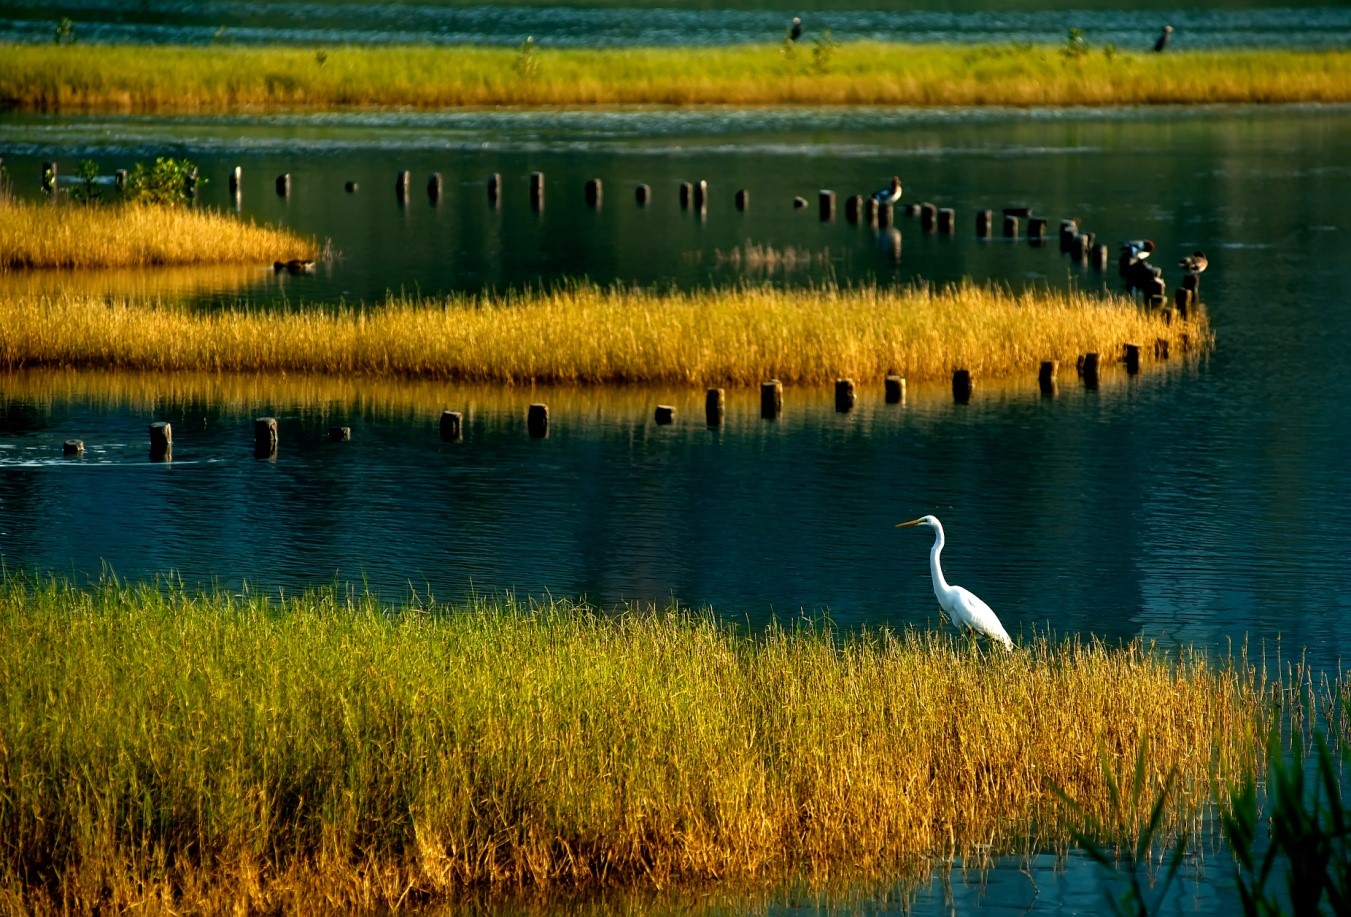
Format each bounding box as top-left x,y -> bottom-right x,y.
53,16 -> 75,45
811,29 -> 838,76
513,35 -> 540,84
124,156 -> 201,207
1063,27 -> 1090,60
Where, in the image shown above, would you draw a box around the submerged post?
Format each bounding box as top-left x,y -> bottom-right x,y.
1124,343 -> 1141,374
937,208 -> 956,234
1080,353 -> 1100,388
1038,360 -> 1058,396
427,172 -> 443,202
487,172 -> 501,204
395,170 -> 411,203
976,209 -> 993,238
63,439 -> 84,456
275,173 -> 291,197
920,202 -> 937,231
530,171 -> 545,210
527,403 -> 549,438
636,183 -> 652,205
1028,217 -> 1048,244
735,188 -> 750,211
254,417 -> 278,457
705,388 -> 725,427
834,378 -> 856,413
760,379 -> 783,420
439,410 -> 463,442
585,178 -> 603,208
884,374 -> 906,404
228,165 -> 242,194
952,370 -> 973,404
329,426 -> 352,442
148,422 -> 172,461
819,190 -> 836,222
654,405 -> 675,425
693,179 -> 708,211
844,194 -> 862,223
679,181 -> 693,209
1003,215 -> 1019,238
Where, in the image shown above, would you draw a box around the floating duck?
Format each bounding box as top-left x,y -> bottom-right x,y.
274,259 -> 316,274
789,17 -> 802,41
1179,250 -> 1208,274
872,176 -> 903,206
1154,25 -> 1173,52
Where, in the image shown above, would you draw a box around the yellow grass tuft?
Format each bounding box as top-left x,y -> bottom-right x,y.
0,577 -> 1304,911
0,283 -> 1207,386
0,197 -> 313,270
1,43 -> 1347,112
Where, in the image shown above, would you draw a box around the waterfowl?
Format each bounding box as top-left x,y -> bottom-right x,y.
896,515 -> 1014,651
1179,250 -> 1208,274
872,175 -> 903,206
1154,25 -> 1173,52
1120,239 -> 1155,264
274,259 -> 316,274
789,17 -> 802,41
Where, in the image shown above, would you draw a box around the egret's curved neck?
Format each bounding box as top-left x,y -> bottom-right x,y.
927,525 -> 952,596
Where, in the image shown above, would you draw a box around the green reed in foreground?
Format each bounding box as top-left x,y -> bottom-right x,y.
2,43 -> 1348,111
0,282 -> 1205,385
0,575 -> 1289,912
0,198 -> 313,269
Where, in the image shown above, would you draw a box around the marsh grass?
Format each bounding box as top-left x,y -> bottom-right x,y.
0,575 -> 1287,911
0,282 -> 1207,386
2,43 -> 1348,111
0,198 -> 313,269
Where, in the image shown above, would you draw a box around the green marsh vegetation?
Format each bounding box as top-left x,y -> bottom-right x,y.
0,282 -> 1206,385
0,574 -> 1318,912
2,42 -> 1347,112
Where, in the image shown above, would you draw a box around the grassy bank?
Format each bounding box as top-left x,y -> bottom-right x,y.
2,43 -> 1348,112
0,283 -> 1205,385
0,576 -> 1283,911
0,198 -> 313,270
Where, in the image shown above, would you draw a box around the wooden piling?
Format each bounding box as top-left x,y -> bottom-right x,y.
864,197 -> 879,226
636,183 -> 651,205
527,403 -> 549,438
1091,242 -> 1110,269
329,426 -> 352,442
529,171 -> 545,210
1175,287 -> 1192,318
439,410 -> 463,442
1123,343 -> 1141,374
705,388 -> 725,427
760,379 -> 783,420
654,405 -> 676,425
693,180 -> 708,210
735,188 -> 749,211
937,207 -> 955,234
345,180 -> 359,193
819,189 -> 836,221
228,166 -> 242,194
585,178 -> 603,208
1028,216 -> 1048,243
844,194 -> 862,223
679,181 -> 693,209
976,209 -> 993,238
427,172 -> 443,202
1155,338 -> 1170,360
1003,215 -> 1019,238
793,196 -> 808,210
395,170 -> 411,202
149,422 -> 172,461
1059,219 -> 1079,252
920,202 -> 937,231
1038,360 -> 1058,396
63,439 -> 84,456
1070,233 -> 1089,261
254,417 -> 278,456
487,172 -> 501,204
1079,353 -> 1100,388
834,378 -> 856,413
877,201 -> 894,228
275,173 -> 290,197
952,370 -> 973,404
884,375 -> 906,404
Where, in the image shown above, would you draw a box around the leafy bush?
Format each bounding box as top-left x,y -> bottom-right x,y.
124,156 -> 200,206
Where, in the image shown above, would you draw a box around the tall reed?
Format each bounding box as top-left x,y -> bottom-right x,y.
0,576 -> 1283,911
0,282 -> 1207,385
2,44 -> 1348,111
0,198 -> 312,269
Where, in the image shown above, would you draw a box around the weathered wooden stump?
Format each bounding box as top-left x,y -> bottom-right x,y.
1028,217 -> 1048,244
487,172 -> 501,204
439,410 -> 463,442
654,405 -> 675,425
345,180 -> 359,193
760,379 -> 783,420
1060,219 -> 1080,253
63,439 -> 84,456
692,180 -> 708,210
975,209 -> 993,238
834,378 -> 856,413
844,194 -> 862,223
585,178 -> 603,208
877,201 -> 894,228
1038,360 -> 1058,396
1123,343 -> 1141,375
530,171 -> 545,210
1003,215 -> 1019,238
527,403 -> 549,438
329,425 -> 352,442
636,183 -> 651,205
706,388 -> 725,427
228,165 -> 242,194
819,190 -> 836,222
793,196 -> 808,210
148,421 -> 172,461
1080,353 -> 1100,388
734,188 -> 749,211
1091,242 -> 1110,269
427,172 -> 443,202
394,170 -> 412,202
884,375 -> 906,404
679,181 -> 693,208
1175,288 -> 1193,318
865,197 -> 879,226
937,207 -> 955,234
275,173 -> 291,197
254,417 -> 278,457
920,202 -> 937,231
1155,338 -> 1171,360
952,370 -> 973,404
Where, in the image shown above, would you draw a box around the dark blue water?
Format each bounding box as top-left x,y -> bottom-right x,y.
2,1 -> 1349,50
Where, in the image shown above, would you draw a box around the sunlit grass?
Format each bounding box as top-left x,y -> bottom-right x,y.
0,283 -> 1206,386
1,43 -> 1347,111
0,198 -> 313,269
0,575 -> 1301,911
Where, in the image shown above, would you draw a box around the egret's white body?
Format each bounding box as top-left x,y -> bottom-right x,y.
872,175 -> 903,206
897,515 -> 1014,650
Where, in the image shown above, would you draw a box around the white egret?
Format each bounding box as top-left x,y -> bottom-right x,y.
896,515 -> 1014,650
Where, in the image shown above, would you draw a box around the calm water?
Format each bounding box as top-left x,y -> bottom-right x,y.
3,1 -> 1350,49
2,104 -> 1350,913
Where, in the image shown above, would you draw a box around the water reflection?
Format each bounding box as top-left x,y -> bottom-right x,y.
0,262 -> 273,301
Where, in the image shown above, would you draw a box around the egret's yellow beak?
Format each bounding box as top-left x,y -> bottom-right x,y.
896,519 -> 923,528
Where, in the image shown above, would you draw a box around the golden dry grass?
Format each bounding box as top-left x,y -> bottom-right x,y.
2,43 -> 1348,111
0,283 -> 1207,386
0,198 -> 313,269
0,578 -> 1290,912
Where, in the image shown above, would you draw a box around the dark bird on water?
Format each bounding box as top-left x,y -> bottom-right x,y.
274,259 -> 316,274
789,17 -> 802,41
1179,250 -> 1208,274
1154,24 -> 1173,52
1120,239 -> 1155,264
872,175 -> 903,206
